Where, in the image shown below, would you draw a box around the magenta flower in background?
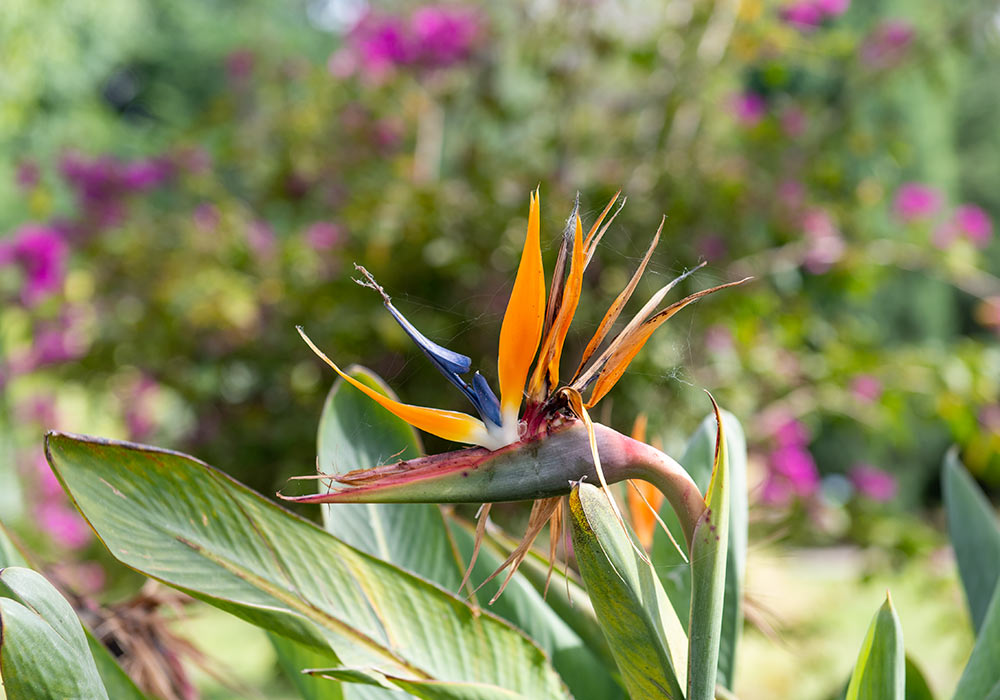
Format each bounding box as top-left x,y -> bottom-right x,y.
761,418 -> 820,506
733,92 -> 766,127
36,502 -> 92,549
814,0 -> 849,16
801,208 -> 845,274
59,151 -> 173,230
893,182 -> 941,222
775,418 -> 809,447
304,222 -> 343,251
861,19 -> 915,68
411,5 -> 481,68
953,204 -> 993,247
0,224 -> 68,306
33,453 -> 91,549
120,158 -> 173,191
780,0 -> 848,30
850,374 -> 883,403
780,2 -> 823,28
247,219 -> 277,261
336,4 -> 483,78
350,13 -> 415,76
849,463 -> 897,502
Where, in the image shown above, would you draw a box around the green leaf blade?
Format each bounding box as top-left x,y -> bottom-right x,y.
686,402 -> 730,700
570,482 -> 687,700
0,567 -> 109,700
845,595 -> 904,700
652,408 -> 746,689
318,367 -> 463,591
45,432 -> 569,699
942,448 -> 1000,635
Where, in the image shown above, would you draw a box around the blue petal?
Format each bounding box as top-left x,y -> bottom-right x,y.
471,371 -> 503,428
383,301 -> 472,376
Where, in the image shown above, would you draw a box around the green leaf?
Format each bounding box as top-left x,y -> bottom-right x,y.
448,518 -> 625,700
0,567 -> 109,700
686,403 -> 730,700
845,595 -> 904,700
270,632 -> 345,700
652,409 -> 746,689
570,482 -> 687,700
45,432 -> 570,699
953,581 -> 1000,699
942,448 -> 1000,635
904,655 -> 935,700
313,367 -> 469,700
317,367 -> 463,591
481,525 -> 616,670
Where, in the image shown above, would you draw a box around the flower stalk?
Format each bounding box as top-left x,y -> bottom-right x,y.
281,420 -> 706,547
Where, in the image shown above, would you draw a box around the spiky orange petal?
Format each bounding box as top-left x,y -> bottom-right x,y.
497,189 -> 546,423
298,327 -> 494,447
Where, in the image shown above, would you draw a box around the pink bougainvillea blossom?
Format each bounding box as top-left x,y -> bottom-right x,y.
411,5 -> 481,68
953,204 -> 993,247
60,152 -> 173,230
862,20 -> 915,68
850,374 -> 883,403
933,204 -> 994,249
304,222 -> 343,251
732,92 -> 766,126
801,208 -> 845,274
893,182 -> 941,222
849,463 -> 897,502
335,5 -> 482,79
0,224 -> 68,306
780,0 -> 848,30
761,419 -> 820,506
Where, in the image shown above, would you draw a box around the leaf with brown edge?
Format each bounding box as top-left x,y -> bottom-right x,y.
44,431 -> 570,699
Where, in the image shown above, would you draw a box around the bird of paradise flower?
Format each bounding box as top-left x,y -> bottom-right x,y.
289,189 -> 749,600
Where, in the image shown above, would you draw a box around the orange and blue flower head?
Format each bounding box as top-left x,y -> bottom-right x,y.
299,189 -> 746,453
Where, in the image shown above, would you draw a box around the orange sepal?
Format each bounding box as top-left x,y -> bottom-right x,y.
497,189 -> 546,421
528,212 -> 584,397
585,278 -> 752,408
298,327 -> 492,447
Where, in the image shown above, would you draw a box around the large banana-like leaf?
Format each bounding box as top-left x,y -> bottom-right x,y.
942,448 -> 1000,635
448,519 -> 624,700
652,409 -> 746,690
0,567 -> 109,700
570,482 -> 687,699
45,432 -> 570,699
317,367 -> 464,591
686,401 -> 730,700
845,595 -> 904,700
473,523 -> 615,670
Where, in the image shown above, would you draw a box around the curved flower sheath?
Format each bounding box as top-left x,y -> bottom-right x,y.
289,189 -> 748,596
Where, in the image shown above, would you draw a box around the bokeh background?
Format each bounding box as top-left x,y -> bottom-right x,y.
2,0 -> 999,697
